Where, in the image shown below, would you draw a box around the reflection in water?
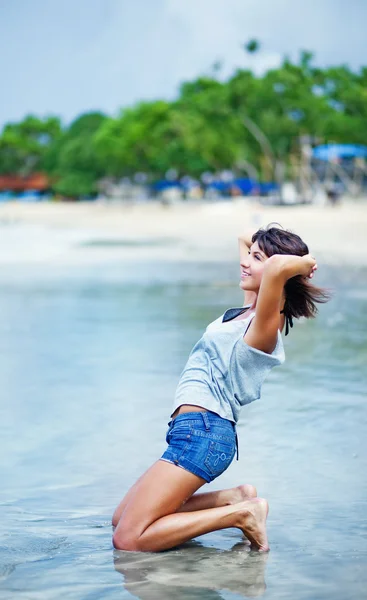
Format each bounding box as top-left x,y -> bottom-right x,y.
114,541 -> 268,599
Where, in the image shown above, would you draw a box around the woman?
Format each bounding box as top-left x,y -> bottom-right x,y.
112,225 -> 329,552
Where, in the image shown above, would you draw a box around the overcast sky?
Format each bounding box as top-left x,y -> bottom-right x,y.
1,0 -> 366,130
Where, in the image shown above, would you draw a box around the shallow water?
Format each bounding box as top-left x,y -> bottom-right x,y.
0,242 -> 366,599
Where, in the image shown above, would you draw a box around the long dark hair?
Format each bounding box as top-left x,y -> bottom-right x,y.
252,225 -> 330,333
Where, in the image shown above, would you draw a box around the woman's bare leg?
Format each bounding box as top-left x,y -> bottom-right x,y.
112,460 -> 268,552
112,473 -> 145,527
177,483 -> 257,512
134,498 -> 269,552
112,481 -> 256,526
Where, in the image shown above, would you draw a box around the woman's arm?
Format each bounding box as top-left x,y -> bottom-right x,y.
244,254 -> 317,353
238,232 -> 257,307
238,232 -> 253,253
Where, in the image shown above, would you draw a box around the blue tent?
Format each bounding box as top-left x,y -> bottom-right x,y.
17,190 -> 43,202
151,180 -> 181,192
232,178 -> 254,194
151,177 -> 278,196
258,182 -> 279,194
312,144 -> 367,161
0,191 -> 13,202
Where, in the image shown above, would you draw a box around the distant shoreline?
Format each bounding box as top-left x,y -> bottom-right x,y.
0,198 -> 366,266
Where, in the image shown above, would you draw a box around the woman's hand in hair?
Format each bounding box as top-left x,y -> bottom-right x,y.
299,254 -> 317,279
263,254 -> 317,282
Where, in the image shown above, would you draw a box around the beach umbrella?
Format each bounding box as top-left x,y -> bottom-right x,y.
312,144 -> 367,161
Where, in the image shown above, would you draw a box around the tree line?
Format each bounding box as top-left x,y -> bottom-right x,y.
1,51 -> 366,197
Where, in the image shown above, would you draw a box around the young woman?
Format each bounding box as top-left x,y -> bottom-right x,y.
112,225 -> 329,553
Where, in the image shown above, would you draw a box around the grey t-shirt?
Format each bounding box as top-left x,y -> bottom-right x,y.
172,306 -> 285,423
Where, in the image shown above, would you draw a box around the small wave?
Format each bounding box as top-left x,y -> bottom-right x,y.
2,535 -> 69,559
78,237 -> 178,248
0,563 -> 15,581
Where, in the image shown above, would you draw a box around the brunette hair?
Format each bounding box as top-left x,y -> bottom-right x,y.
252,225 -> 330,333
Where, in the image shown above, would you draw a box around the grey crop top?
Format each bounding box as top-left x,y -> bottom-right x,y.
171,305 -> 285,423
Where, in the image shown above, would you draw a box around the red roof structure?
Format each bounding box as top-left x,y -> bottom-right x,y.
0,173 -> 50,191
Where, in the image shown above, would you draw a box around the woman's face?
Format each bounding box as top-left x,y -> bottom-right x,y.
239,240 -> 269,293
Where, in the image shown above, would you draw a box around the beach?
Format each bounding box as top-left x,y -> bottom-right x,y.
0,198 -> 366,265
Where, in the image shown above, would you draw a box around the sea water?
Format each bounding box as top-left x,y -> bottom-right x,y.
0,229 -> 366,600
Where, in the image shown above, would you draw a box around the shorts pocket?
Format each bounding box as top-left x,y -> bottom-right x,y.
204,438 -> 236,478
166,422 -> 192,445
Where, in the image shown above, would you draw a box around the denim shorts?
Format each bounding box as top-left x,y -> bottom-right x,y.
160,411 -> 238,483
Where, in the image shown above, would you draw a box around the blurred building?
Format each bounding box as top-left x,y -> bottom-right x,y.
0,173 -> 49,193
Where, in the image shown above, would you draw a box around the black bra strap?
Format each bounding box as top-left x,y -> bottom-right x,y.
224,305 -> 294,336
280,309 -> 293,336
222,306 -> 250,322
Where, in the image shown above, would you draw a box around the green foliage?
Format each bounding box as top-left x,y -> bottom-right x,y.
46,112 -> 107,197
0,115 -> 61,175
1,54 -> 366,197
52,171 -> 97,197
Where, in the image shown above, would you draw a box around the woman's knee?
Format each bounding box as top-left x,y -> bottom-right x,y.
113,524 -> 140,551
112,509 -> 120,528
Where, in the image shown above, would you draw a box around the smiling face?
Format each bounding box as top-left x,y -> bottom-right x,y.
239,240 -> 268,293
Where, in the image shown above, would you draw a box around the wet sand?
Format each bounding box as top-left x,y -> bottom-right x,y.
0,198 -> 366,265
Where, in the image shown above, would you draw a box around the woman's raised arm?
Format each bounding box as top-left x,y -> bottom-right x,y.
244,254 -> 317,353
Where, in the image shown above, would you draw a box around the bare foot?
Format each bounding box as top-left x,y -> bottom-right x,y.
231,485 -> 257,545
234,498 -> 269,552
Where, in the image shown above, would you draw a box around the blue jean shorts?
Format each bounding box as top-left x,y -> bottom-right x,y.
160,411 -> 238,483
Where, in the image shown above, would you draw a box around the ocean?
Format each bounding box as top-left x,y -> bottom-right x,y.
0,224 -> 366,599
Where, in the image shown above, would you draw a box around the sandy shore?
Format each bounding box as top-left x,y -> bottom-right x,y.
0,198 -> 366,265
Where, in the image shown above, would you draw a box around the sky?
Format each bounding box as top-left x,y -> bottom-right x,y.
1,0 -> 366,130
